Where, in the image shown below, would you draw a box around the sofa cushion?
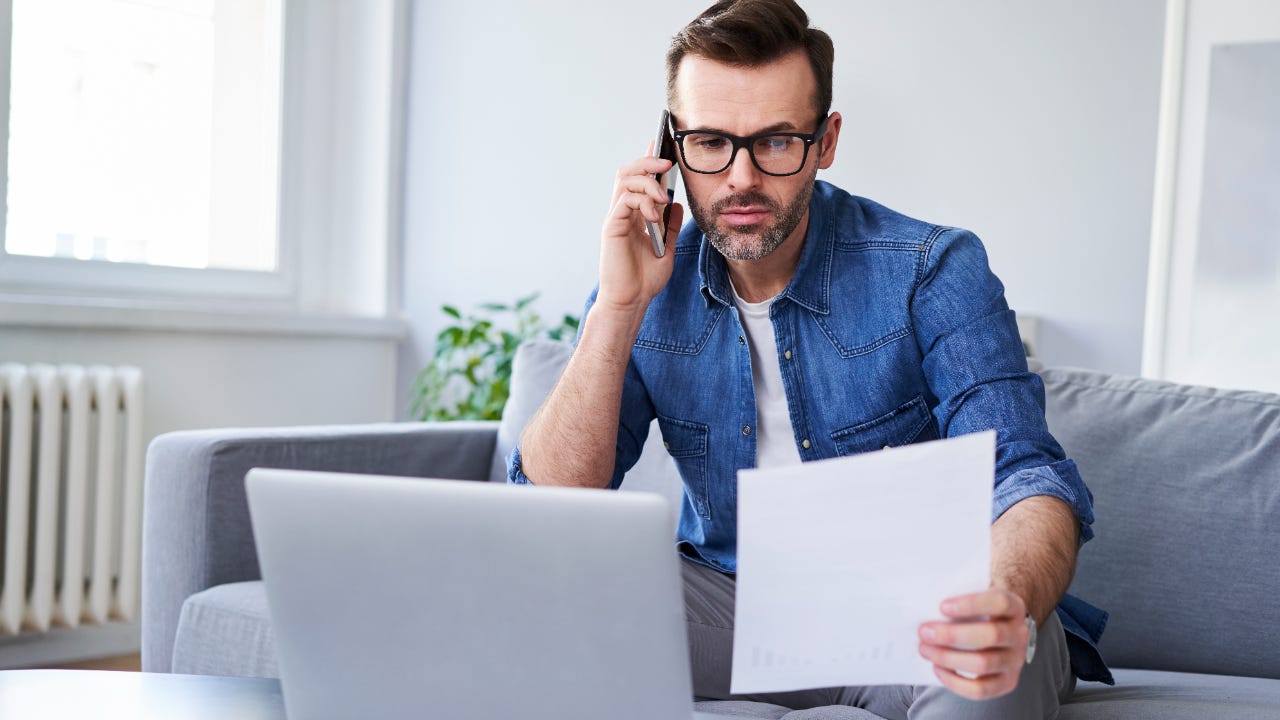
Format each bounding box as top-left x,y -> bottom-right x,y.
1061,668 -> 1280,719
490,340 -> 685,512
488,339 -> 575,482
694,670 -> 1280,718
693,700 -> 884,718
172,581 -> 278,678
1042,368 -> 1280,679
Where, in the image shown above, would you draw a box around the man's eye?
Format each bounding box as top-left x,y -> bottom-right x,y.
692,136 -> 727,151
759,137 -> 794,153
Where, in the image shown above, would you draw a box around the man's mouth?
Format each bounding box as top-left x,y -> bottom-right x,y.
719,207 -> 770,226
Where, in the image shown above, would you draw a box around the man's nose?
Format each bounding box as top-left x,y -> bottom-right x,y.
725,145 -> 762,191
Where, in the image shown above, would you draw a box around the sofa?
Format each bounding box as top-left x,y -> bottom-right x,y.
141,340 -> 1280,718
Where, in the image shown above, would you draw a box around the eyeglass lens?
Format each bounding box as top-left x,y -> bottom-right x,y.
681,133 -> 808,175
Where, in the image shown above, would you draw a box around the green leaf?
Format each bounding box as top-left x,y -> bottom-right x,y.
410,295 -> 582,422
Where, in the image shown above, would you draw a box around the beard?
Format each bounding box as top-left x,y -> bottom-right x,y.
687,171 -> 817,261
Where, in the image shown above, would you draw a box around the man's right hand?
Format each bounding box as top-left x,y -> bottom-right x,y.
597,154 -> 685,314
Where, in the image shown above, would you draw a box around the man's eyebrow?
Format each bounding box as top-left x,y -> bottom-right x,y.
755,121 -> 799,133
686,120 -> 800,135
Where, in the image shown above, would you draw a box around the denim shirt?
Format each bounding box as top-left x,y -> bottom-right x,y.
509,180 -> 1112,684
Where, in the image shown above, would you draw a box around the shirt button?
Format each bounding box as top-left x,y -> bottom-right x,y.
738,335 -> 746,345
883,445 -> 891,450
784,349 -> 792,360
801,439 -> 811,449
742,425 -> 752,436
664,441 -> 670,450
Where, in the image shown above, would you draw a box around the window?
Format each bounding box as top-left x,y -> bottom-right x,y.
0,0 -> 405,320
1144,0 -> 1280,394
5,0 -> 281,273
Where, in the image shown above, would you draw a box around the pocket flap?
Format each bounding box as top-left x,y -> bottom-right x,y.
656,415 -> 709,458
830,395 -> 935,456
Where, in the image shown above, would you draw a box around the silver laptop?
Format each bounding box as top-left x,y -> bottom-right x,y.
246,468 -> 720,720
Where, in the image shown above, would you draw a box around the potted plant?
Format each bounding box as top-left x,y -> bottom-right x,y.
410,293 -> 579,421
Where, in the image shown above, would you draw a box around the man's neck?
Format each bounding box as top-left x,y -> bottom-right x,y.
724,216 -> 808,304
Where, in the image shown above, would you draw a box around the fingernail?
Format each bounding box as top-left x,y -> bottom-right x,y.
920,626 -> 936,641
941,601 -> 957,614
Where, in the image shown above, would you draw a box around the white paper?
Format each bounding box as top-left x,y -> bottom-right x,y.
730,431 -> 994,694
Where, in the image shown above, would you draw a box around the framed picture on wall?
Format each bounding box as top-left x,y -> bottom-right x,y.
1144,0 -> 1280,393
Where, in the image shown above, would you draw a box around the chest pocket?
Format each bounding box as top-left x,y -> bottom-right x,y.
656,415 -> 711,520
830,395 -> 938,456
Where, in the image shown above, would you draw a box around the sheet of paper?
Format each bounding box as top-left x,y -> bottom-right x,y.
730,430 -> 994,694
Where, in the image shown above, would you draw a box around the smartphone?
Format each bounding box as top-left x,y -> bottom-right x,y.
644,109 -> 678,258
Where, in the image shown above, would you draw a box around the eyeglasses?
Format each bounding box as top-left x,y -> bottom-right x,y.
669,114 -> 830,177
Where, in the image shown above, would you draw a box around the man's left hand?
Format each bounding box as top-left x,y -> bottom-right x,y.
918,589 -> 1030,701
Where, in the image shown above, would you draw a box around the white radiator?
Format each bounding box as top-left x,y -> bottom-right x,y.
0,364 -> 144,637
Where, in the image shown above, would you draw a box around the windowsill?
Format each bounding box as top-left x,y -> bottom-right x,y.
0,296 -> 408,341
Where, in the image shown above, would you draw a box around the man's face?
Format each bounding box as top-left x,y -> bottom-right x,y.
670,51 -> 840,261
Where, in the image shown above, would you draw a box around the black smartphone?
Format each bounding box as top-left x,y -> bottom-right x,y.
644,109 -> 678,258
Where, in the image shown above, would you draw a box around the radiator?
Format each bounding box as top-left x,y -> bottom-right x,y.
0,364 -> 144,637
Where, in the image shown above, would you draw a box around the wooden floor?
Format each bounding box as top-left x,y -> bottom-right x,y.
46,653 -> 141,672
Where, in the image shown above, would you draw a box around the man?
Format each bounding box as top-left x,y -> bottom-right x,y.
509,1 -> 1110,717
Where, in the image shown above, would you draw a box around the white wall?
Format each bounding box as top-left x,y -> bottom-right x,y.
397,0 -> 1168,417
0,321 -> 397,446
821,1 -> 1166,374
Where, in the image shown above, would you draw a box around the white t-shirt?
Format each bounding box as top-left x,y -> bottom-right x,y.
730,284 -> 803,469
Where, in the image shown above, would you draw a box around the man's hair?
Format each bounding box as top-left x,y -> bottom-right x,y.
665,0 -> 834,121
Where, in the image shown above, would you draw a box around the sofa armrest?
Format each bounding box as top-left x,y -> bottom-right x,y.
141,421 -> 497,672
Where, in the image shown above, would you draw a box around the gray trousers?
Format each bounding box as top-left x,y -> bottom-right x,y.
681,557 -> 1076,720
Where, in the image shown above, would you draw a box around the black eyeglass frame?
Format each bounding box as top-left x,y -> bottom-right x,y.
668,113 -> 832,177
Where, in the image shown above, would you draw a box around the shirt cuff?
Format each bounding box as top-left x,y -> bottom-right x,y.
992,458 -> 1095,544
506,444 -> 534,485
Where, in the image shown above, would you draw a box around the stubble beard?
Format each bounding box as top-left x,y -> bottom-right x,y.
688,169 -> 818,262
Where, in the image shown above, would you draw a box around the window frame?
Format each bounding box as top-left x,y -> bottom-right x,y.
1143,0 -> 1280,392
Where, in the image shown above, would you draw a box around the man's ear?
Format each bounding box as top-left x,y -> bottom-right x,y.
817,111 -> 842,170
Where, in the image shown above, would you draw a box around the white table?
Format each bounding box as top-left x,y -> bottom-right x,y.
0,669 -> 285,719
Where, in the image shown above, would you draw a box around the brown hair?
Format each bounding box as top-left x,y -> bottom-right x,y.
665,0 -> 834,120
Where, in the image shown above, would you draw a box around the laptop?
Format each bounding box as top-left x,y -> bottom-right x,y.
246,468 -> 722,720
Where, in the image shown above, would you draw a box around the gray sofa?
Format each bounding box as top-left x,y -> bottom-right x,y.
142,341 -> 1280,718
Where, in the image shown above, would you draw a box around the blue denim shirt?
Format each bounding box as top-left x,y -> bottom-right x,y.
509,180 -> 1112,684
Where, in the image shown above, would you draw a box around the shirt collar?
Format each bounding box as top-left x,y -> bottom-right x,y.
698,180 -> 835,316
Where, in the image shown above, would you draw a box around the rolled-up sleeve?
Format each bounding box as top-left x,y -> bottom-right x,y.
506,444 -> 534,485
993,460 -> 1095,543
912,227 -> 1096,544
